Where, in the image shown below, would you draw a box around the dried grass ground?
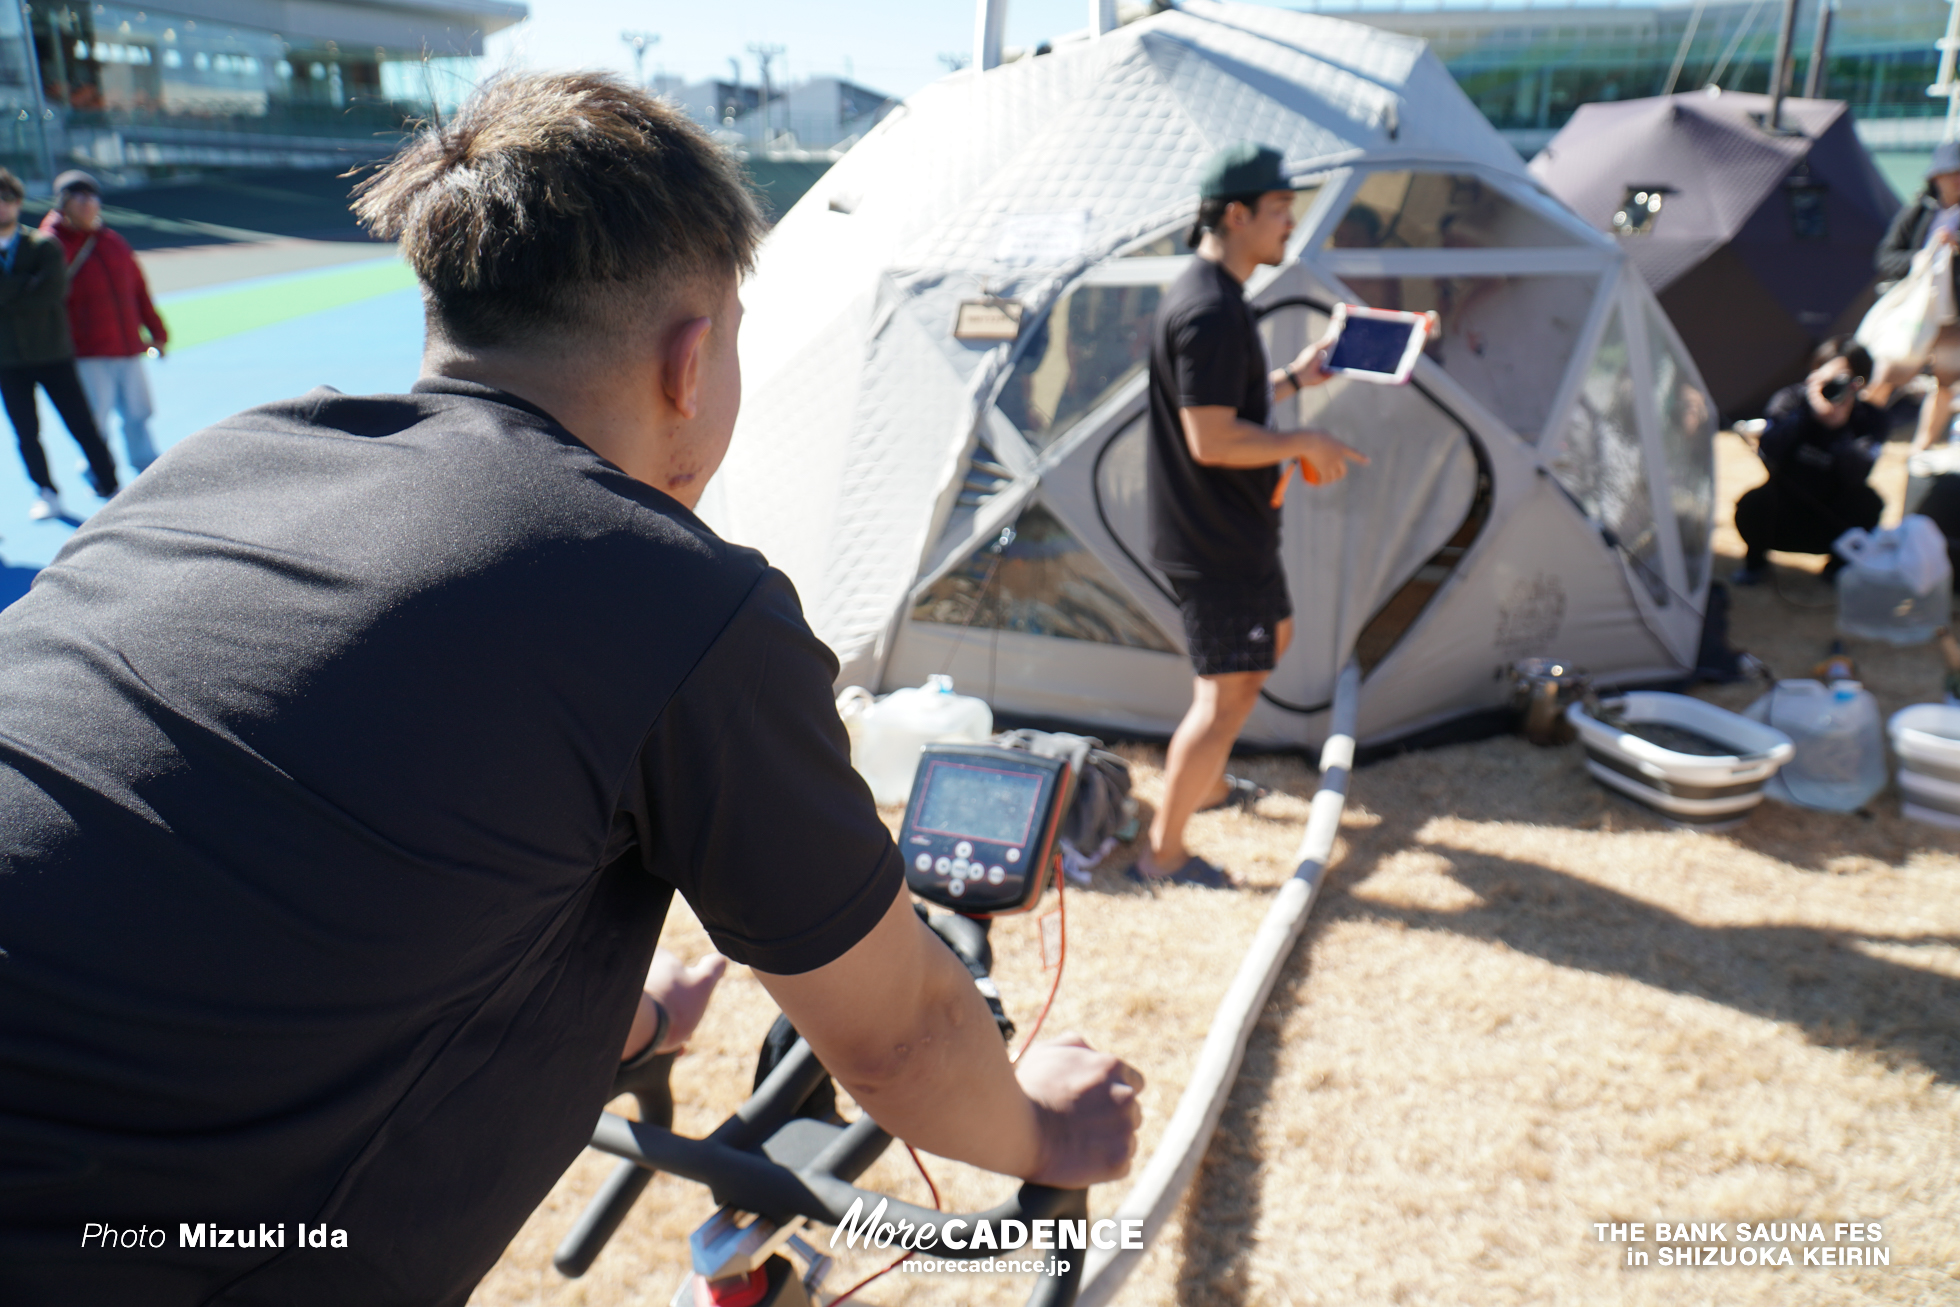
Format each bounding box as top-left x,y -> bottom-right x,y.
472,432 -> 1960,1307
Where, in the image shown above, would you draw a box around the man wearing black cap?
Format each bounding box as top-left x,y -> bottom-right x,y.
1135,142 -> 1366,888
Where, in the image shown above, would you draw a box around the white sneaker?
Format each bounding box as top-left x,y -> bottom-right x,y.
27,487 -> 64,521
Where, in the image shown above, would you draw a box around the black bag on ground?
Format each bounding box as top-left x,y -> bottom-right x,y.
990,728 -> 1134,850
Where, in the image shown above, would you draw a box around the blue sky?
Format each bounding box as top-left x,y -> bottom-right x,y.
485,0 -> 1298,100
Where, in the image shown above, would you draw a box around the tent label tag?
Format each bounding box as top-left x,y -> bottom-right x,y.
954,299 -> 1025,341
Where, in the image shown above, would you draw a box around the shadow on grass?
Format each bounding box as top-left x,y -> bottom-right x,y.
1174,785 -> 1960,1301
1329,839 -> 1960,1084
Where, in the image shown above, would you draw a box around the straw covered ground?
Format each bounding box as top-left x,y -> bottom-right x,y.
472,433 -> 1960,1306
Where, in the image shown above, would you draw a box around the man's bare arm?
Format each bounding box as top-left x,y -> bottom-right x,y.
754,886 -> 1143,1188
1180,405 -> 1368,482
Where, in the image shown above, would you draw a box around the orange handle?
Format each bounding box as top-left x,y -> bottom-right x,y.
1270,458 -> 1319,509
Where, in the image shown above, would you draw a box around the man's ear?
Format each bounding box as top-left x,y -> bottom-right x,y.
662,316 -> 715,420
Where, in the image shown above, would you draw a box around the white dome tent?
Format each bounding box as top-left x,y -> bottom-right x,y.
697,0 -> 1718,751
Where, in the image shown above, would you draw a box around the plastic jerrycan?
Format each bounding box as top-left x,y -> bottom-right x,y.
849,675 -> 994,805
1748,679 -> 1887,812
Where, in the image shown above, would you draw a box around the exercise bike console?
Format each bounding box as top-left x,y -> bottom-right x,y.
900,743 -> 1072,915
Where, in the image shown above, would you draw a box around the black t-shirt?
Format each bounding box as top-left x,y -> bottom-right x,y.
1146,257 -> 1281,584
0,379 -> 902,1306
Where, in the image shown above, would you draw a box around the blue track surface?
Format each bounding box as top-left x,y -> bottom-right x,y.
0,277 -> 424,583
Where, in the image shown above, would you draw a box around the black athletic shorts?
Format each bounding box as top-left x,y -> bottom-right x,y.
1170,571 -> 1293,676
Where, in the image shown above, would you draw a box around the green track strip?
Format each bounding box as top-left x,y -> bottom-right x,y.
161,258 -> 418,351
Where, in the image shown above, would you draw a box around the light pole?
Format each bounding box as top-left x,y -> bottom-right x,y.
620,30 -> 659,89
746,42 -> 785,143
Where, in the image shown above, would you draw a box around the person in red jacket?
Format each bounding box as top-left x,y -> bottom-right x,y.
40,170 -> 167,471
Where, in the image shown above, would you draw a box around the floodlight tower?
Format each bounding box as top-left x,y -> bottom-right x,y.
621,30 -> 659,88
747,41 -> 785,141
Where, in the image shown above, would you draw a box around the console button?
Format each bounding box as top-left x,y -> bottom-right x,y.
914,853 -> 932,871
947,878 -> 966,897
1005,847 -> 1021,863
952,858 -> 970,876
954,841 -> 973,859
987,866 -> 1005,884
935,857 -> 952,875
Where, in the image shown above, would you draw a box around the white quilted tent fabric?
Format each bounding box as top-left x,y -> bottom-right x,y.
701,0 -> 1716,748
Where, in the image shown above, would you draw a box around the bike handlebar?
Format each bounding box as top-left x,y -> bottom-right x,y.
554,909 -> 1088,1305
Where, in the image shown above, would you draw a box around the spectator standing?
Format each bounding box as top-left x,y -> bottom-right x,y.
39,170 -> 166,472
1732,336 -> 1886,585
1137,142 -> 1366,887
0,168 -> 119,519
1872,143 -> 1960,449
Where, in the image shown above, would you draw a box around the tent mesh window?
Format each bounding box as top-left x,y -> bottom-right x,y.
1339,274 -> 1594,438
910,501 -> 1175,652
1611,186 -> 1667,236
956,441 -> 1014,510
996,283 -> 1163,448
1552,310 -> 1669,605
1325,171 -> 1579,250
1646,306 -> 1716,594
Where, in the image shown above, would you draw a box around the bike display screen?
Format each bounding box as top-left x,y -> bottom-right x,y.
901,743 -> 1070,915
914,762 -> 1042,845
1327,315 -> 1419,376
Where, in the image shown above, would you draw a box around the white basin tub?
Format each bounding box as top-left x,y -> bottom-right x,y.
1888,703 -> 1960,828
1567,693 -> 1796,828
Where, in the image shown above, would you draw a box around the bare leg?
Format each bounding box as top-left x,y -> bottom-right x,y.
1915,378 -> 1954,453
1868,357 -> 1919,410
1147,617 -> 1292,872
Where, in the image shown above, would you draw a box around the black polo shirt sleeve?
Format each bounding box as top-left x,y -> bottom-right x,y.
1172,301 -> 1255,411
622,567 -> 903,975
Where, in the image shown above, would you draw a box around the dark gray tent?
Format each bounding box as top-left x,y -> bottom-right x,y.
1531,91 -> 1898,419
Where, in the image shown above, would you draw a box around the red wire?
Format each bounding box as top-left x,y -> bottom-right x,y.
826,1144 -> 942,1304
830,868 -> 1067,1300
1010,861 -> 1066,1065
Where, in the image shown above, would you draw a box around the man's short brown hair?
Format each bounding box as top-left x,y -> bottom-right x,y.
0,170 -> 25,204
354,72 -> 764,350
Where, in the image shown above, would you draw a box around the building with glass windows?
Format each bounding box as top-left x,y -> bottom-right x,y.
1304,0 -> 1949,155
0,0 -> 522,181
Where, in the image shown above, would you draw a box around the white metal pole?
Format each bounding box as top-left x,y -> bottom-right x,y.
1091,0 -> 1118,36
1930,0 -> 1960,134
1076,660 -> 1363,1307
975,0 -> 1007,71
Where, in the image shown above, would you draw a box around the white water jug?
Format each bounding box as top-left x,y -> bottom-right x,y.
1745,679 -> 1888,812
843,675 -> 994,805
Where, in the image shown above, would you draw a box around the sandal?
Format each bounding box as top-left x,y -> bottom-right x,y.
1198,774 -> 1269,813
1125,854 -> 1236,889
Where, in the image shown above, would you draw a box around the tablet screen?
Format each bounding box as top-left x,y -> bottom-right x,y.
1328,316 -> 1418,375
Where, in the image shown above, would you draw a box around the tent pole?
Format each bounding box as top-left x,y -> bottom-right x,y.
1934,0 -> 1960,136
1803,0 -> 1834,99
975,0 -> 1007,71
1090,0 -> 1117,37
1766,0 -> 1800,128
1663,0 -> 1706,97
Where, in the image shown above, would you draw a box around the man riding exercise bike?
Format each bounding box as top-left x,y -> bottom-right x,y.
0,72 -> 1142,1307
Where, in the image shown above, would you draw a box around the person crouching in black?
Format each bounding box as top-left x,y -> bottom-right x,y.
1732,336 -> 1886,585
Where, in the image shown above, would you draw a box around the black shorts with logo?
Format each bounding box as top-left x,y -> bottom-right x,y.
1170,571 -> 1293,676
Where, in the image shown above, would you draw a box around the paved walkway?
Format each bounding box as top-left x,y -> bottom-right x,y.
0,249 -> 423,577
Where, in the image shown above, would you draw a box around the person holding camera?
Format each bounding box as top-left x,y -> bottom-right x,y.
1732,336 -> 1886,585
